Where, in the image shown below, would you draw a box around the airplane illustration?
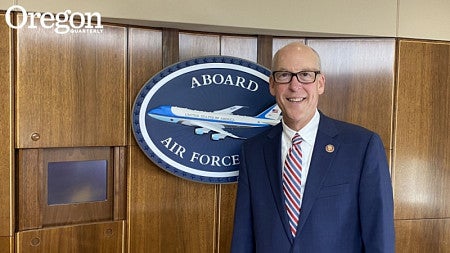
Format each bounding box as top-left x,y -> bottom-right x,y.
147,104 -> 281,140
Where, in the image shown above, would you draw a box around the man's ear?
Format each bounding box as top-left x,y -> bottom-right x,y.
317,74 -> 325,95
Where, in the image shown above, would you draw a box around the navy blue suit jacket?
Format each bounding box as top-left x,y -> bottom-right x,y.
231,113 -> 395,253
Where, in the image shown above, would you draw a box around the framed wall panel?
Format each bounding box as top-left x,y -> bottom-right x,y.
15,18 -> 127,148
128,28 -> 163,146
17,147 -> 125,230
394,40 -> 450,219
16,221 -> 124,253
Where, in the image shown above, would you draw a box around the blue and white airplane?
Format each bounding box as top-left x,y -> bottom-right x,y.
147,104 -> 281,140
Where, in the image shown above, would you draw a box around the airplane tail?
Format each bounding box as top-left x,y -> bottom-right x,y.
256,104 -> 282,120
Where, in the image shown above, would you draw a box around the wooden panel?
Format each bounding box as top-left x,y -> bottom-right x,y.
0,237 -> 13,253
0,13 -> 13,237
395,219 -> 450,253
179,32 -> 220,60
307,39 -> 396,151
128,28 -> 162,147
163,28 -> 179,67
16,221 -> 124,253
17,149 -> 42,230
394,40 -> 450,219
16,19 -> 127,148
17,147 -> 118,230
257,35 -> 272,69
128,146 -> 217,252
221,35 -> 257,62
113,147 -> 127,220
128,29 -> 217,253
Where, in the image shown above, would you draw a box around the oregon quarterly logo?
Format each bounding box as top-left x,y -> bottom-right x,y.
5,5 -> 103,34
132,56 -> 281,183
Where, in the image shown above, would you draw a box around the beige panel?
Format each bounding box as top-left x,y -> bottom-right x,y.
395,219 -> 450,253
16,19 -> 127,148
398,0 -> 450,41
394,40 -> 450,219
308,39 -> 396,151
16,221 -> 124,253
0,13 -> 13,237
16,0 -> 397,37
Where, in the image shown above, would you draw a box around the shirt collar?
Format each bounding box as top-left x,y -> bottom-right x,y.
282,109 -> 320,145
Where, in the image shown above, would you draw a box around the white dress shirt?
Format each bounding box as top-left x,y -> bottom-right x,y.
281,109 -> 320,208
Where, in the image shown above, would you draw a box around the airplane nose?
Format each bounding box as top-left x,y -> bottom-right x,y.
148,106 -> 170,116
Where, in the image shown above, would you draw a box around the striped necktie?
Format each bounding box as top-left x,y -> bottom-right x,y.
282,133 -> 303,237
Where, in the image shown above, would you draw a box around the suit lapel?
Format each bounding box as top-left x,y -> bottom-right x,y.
263,124 -> 293,242
295,114 -> 340,237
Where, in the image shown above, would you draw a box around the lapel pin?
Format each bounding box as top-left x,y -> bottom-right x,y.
325,144 -> 335,153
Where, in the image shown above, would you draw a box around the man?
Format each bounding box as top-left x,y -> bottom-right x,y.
231,42 -> 395,252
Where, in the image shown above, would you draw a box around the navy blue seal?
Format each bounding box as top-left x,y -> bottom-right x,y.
132,56 -> 281,183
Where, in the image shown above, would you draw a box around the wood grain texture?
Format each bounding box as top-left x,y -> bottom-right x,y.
128,30 -> 218,253
16,221 -> 124,253
179,32 -> 220,61
395,219 -> 450,253
307,39 -> 396,151
17,148 -> 118,230
257,35 -> 273,69
114,147 -> 127,220
221,35 -> 257,62
128,146 -> 217,253
393,40 -> 450,219
163,28 -> 180,67
0,13 -> 13,237
15,19 -> 127,148
128,28 -> 163,147
17,149 -> 43,230
0,236 -> 13,253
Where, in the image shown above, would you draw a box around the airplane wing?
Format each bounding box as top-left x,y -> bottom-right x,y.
213,105 -> 245,114
181,120 -> 244,139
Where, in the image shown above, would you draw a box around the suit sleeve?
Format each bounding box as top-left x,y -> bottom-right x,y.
359,133 -> 395,252
231,146 -> 255,253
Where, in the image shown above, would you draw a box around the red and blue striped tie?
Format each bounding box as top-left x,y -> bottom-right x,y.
283,134 -> 303,237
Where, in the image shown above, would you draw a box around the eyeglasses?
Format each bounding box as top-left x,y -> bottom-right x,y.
272,70 -> 321,84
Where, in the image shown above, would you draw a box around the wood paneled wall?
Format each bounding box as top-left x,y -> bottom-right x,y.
393,40 -> 450,252
2,14 -> 448,252
16,221 -> 124,253
15,21 -> 127,148
0,13 -> 13,253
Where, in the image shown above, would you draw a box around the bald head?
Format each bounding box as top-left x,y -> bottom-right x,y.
272,42 -> 322,71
